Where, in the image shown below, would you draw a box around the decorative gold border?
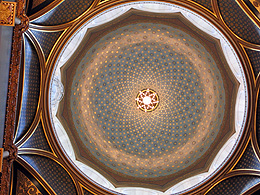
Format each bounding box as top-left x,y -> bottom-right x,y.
0,148 -> 3,173
251,74 -> 260,165
9,164 -> 14,195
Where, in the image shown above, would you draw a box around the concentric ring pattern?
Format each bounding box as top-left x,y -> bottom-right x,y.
70,22 -> 225,178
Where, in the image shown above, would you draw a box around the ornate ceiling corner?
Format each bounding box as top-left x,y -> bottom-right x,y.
18,121 -> 55,157
19,154 -> 79,195
16,169 -> 43,195
24,30 -> 46,68
14,36 -> 42,148
16,157 -> 56,195
232,138 -> 259,171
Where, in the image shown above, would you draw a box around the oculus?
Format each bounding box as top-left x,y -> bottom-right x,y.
136,89 -> 159,112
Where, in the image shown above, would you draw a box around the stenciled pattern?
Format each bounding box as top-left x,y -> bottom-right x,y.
21,122 -> 52,152
234,142 -> 260,170
69,22 -> 226,178
16,36 -> 41,143
31,30 -> 63,60
245,48 -> 260,77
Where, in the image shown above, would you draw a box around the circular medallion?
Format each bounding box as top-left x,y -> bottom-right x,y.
136,89 -> 159,112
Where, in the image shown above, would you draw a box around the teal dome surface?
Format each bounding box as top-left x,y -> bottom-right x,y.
70,22 -> 225,178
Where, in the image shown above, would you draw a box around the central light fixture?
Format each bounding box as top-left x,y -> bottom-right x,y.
136,89 -> 159,112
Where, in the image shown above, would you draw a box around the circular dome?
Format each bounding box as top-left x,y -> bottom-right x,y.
69,21 -> 226,179
49,2 -> 248,194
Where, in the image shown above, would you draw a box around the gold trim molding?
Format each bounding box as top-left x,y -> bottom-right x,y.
0,148 -> 3,172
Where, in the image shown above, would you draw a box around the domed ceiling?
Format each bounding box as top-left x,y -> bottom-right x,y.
57,10 -> 239,191
10,0 -> 260,195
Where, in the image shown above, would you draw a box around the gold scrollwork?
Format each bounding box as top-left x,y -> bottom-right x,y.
0,1 -> 16,26
16,170 -> 42,195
